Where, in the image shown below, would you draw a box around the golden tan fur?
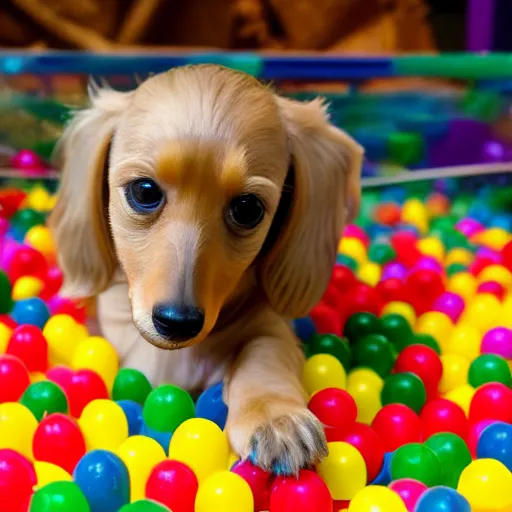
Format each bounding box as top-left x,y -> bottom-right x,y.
49,65 -> 363,474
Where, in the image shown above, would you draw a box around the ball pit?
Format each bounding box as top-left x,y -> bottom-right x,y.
1,172 -> 512,511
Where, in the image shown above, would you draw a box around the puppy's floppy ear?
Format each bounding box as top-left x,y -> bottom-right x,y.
49,83 -> 133,298
259,96 -> 363,318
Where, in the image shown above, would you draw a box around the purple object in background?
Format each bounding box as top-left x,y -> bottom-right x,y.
429,119 -> 491,168
432,292 -> 465,322
466,0 -> 495,52
455,218 -> 484,237
481,140 -> 507,163
382,262 -> 407,281
481,327 -> 512,359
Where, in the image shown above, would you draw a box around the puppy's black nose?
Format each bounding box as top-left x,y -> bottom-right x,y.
152,303 -> 205,342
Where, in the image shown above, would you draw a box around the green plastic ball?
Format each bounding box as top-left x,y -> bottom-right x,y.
446,263 -> 468,277
112,368 -> 153,405
425,432 -> 472,488
409,333 -> 441,355
20,380 -> 68,421
468,354 -> 512,387
379,314 -> 413,352
308,334 -> 351,372
30,481 -> 90,512
336,254 -> 358,271
390,443 -> 443,487
351,334 -> 395,378
142,384 -> 195,433
368,243 -> 396,264
344,312 -> 381,345
381,372 -> 427,413
11,208 -> 46,236
0,271 -> 13,314
119,500 -> 170,511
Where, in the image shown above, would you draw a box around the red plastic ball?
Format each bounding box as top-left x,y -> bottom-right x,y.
70,369 -> 109,418
476,281 -> 506,301
375,278 -> 406,304
308,388 -> 357,436
0,315 -> 17,329
232,460 -> 272,512
145,459 -> 199,512
404,268 -> 445,313
33,413 -> 86,474
340,283 -> 382,318
502,240 -> 512,271
391,231 -> 421,268
469,256 -> 495,277
342,422 -> 385,483
310,302 -> 342,337
420,398 -> 469,441
0,448 -> 36,512
39,266 -> 64,301
374,202 -> 402,226
394,344 -> 443,400
6,245 -> 48,283
48,296 -> 87,324
0,355 -> 30,403
371,404 -> 422,453
469,382 -> 512,424
46,365 -> 73,393
6,324 -> 48,373
0,189 -> 27,219
331,265 -> 357,293
322,283 -> 343,310
270,469 -> 332,512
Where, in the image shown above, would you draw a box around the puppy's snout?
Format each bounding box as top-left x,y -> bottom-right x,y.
152,303 -> 205,342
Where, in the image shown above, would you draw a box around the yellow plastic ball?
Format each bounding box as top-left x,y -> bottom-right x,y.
348,485 -> 408,512
30,372 -> 47,384
0,402 -> 37,459
12,276 -> 44,301
117,435 -> 166,502
416,311 -> 453,353
72,336 -> 119,390
416,236 -> 445,263
445,248 -> 473,267
448,272 -> 477,302
195,471 -> 254,512
401,198 -> 429,234
168,418 -> 229,484
461,294 -> 502,333
303,354 -> 347,396
317,441 -> 367,500
458,459 -> 512,510
358,262 -> 381,287
347,368 -> 383,425
24,185 -> 52,212
444,384 -> 475,416
43,314 -> 81,366
502,294 -> 512,328
439,354 -> 471,394
45,194 -> 57,211
338,237 -> 367,266
445,323 -> 482,360
478,264 -> 512,288
79,399 -> 128,452
74,323 -> 89,340
34,461 -> 72,490
227,451 -> 239,470
24,225 -> 55,260
0,322 -> 12,353
472,227 -> 511,251
380,301 -> 416,327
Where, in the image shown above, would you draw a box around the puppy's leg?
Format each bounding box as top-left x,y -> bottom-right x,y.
224,333 -> 327,475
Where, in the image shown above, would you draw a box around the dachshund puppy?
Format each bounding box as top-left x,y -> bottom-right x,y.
49,64 -> 363,475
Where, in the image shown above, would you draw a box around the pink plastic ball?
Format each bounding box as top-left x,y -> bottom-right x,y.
481,327 -> 512,359
232,460 -> 272,512
477,281 -> 506,301
432,292 -> 465,322
413,256 -> 444,274
382,262 -> 408,281
467,419 -> 495,458
9,149 -> 45,173
388,478 -> 427,512
343,224 -> 370,248
455,218 -> 484,237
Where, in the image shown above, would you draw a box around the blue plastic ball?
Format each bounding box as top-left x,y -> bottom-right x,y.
415,486 -> 471,512
139,421 -> 172,454
292,317 -> 316,343
11,297 -> 50,328
476,422 -> 512,471
116,400 -> 143,436
195,381 -> 228,430
370,451 -> 393,486
73,449 -> 130,512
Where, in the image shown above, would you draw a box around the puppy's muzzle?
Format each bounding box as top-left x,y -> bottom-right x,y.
152,303 -> 205,342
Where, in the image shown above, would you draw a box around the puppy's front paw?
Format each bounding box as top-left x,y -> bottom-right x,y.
227,399 -> 328,476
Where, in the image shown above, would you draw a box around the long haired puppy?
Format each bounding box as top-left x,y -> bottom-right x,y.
50,65 -> 363,475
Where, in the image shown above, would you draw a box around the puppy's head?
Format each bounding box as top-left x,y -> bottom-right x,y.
50,65 -> 363,349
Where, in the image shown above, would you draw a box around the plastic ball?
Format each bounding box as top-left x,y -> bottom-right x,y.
0,449 -> 37,512
195,382 -> 228,430
447,272 -> 477,302
467,419 -> 496,458
339,283 -> 382,318
73,450 -> 130,512
34,461 -> 72,490
468,353 -> 511,387
33,413 -> 86,474
476,422 -> 512,471
308,387 -> 357,436
117,400 -> 143,436
11,297 -> 50,328
0,322 -> 13,353
43,314 -> 82,366
457,459 -> 512,510
425,433 -> 472,488
72,336 -> 119,390
415,486 -> 470,512
381,372 -> 426,413
338,237 -> 367,266
0,402 -> 38,458
380,302 -> 417,328
421,399 -> 468,441
12,276 -> 44,300
310,302 -> 342,336
79,399 -> 129,452
117,435 -> 166,502
195,471 -> 253,512
439,354 -> 471,394
352,334 -> 395,378
444,385 -> 475,416
119,501 -> 170,511
308,333 -> 351,372
416,312 -> 452,352
346,368 -> 383,425
379,314 -> 413,352
371,404 -> 422,453
48,296 -> 86,323
388,479 -> 427,512
347,485 -> 408,512
168,418 -> 229,484
480,326 -> 512,358
29,481 -> 91,512
112,368 -> 153,406
390,443 -> 442,487
344,312 -> 381,345
19,379 -> 68,421
6,245 -> 48,283
432,292 -> 465,322
0,354 -> 30,402
445,323 -> 482,360
7,324 -> 48,372
358,262 -> 382,286
231,460 -> 271,512
461,294 -> 502,332
303,354 -> 347,396
375,278 -> 406,304
417,236 -> 445,262
469,382 -> 512,424
317,441 -> 367,500
24,225 -> 55,259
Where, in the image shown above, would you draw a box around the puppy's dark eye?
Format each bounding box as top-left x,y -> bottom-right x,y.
125,178 -> 164,213
228,194 -> 265,229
